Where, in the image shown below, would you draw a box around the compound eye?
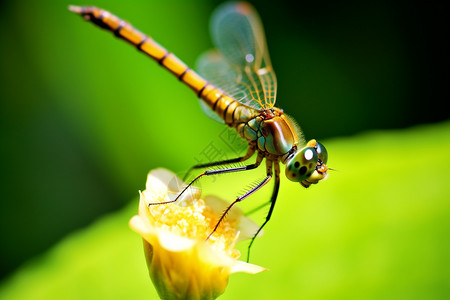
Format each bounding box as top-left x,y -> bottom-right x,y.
315,142 -> 328,164
285,147 -> 318,182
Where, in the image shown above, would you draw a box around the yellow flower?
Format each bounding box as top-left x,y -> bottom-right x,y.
129,169 -> 266,300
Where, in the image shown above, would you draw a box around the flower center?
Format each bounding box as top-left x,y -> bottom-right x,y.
147,191 -> 241,259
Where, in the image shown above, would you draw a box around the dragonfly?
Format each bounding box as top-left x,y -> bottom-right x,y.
70,2 -> 329,260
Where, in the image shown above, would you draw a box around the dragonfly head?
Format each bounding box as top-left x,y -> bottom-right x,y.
285,139 -> 328,188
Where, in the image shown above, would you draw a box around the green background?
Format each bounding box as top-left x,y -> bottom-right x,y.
0,0 -> 448,299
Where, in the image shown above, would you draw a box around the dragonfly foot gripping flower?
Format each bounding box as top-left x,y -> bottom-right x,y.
129,169 -> 266,300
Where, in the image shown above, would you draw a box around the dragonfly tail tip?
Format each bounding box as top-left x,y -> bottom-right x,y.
68,5 -> 82,14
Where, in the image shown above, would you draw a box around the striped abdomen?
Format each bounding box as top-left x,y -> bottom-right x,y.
70,6 -> 257,126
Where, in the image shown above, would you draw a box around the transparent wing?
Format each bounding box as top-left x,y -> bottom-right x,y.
196,50 -> 249,104
195,50 -> 229,123
201,2 -> 277,111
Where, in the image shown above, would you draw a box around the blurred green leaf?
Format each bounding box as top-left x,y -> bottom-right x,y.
1,121 -> 449,299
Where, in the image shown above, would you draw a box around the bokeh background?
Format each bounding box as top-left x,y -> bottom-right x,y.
0,0 -> 448,299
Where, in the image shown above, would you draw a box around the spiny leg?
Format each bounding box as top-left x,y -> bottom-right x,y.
244,158 -> 278,216
247,160 -> 280,262
183,145 -> 255,181
148,149 -> 263,206
207,173 -> 272,240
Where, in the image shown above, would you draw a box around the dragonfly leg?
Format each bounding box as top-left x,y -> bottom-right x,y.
148,149 -> 262,207
183,145 -> 256,181
207,173 -> 272,240
246,160 -> 280,262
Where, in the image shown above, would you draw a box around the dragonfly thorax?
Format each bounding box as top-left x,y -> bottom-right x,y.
257,113 -> 299,156
237,108 -> 299,157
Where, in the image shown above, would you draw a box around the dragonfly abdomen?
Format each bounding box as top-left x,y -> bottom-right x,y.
71,6 -> 259,127
198,86 -> 258,124
71,6 -> 213,99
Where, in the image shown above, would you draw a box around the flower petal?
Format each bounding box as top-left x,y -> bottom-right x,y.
231,260 -> 268,274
